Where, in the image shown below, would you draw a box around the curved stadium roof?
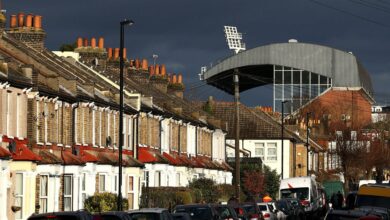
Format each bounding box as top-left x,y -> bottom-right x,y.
203,42 -> 373,97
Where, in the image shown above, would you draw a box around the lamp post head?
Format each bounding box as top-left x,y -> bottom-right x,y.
121,19 -> 134,26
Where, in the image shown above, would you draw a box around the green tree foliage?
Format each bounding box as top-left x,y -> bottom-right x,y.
188,178 -> 221,203
263,165 -> 280,199
84,192 -> 128,213
140,187 -> 192,210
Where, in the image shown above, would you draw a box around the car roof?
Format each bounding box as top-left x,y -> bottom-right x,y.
28,211 -> 91,219
128,208 -> 168,213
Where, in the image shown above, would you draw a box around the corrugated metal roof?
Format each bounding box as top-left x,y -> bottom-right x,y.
204,42 -> 373,96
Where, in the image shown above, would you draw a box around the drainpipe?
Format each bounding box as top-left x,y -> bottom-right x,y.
195,127 -> 198,156
178,123 -> 181,155
72,103 -> 79,155
135,115 -> 139,160
159,118 -> 163,154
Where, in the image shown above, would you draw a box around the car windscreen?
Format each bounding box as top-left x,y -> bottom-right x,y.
175,207 -> 212,220
258,205 -> 267,211
214,206 -> 235,218
356,195 -> 390,209
280,188 -> 309,200
242,205 -> 257,214
128,213 -> 160,220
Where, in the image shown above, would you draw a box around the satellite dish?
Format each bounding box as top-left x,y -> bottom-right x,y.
8,140 -> 16,153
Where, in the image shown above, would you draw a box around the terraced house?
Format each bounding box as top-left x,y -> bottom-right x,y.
0,10 -> 232,220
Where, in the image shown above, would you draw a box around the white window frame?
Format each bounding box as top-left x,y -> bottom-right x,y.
81,173 -> 87,207
254,142 -> 265,161
82,107 -> 85,144
99,174 -> 106,192
39,175 -> 49,213
6,91 -> 10,135
127,118 -> 133,150
64,175 -> 73,211
142,171 -> 149,188
154,171 -> 161,187
99,111 -> 102,147
74,108 -> 78,144
107,113 -> 110,140
36,100 -> 40,142
176,172 -> 181,187
15,173 -> 24,220
128,175 -> 135,210
16,93 -> 20,138
266,142 -> 277,161
44,102 -> 48,143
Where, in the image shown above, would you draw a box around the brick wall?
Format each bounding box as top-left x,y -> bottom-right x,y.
8,31 -> 46,51
35,175 -> 40,213
180,125 -> 187,153
59,175 -> 64,211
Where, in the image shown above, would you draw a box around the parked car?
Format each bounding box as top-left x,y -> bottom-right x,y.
240,202 -> 264,220
174,203 -> 239,220
283,198 -> 306,220
93,211 -> 131,220
355,184 -> 390,209
27,211 -> 92,220
273,200 -> 296,220
172,212 -> 192,220
127,208 -> 173,220
324,209 -> 384,220
257,202 -> 277,220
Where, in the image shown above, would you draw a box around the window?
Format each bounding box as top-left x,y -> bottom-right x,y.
254,143 -> 264,161
81,173 -> 87,206
99,174 -> 106,192
39,175 -> 48,213
267,143 -> 277,161
128,176 -> 134,210
142,171 -> 149,188
64,175 -> 73,211
154,171 -> 161,187
176,173 -> 181,186
15,173 -> 23,219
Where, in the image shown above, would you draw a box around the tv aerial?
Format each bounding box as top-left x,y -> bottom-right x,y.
224,26 -> 246,54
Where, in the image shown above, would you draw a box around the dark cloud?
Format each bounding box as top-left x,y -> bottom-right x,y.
4,0 -> 390,106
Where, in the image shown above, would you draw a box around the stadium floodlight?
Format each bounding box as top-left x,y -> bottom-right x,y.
224,26 -> 246,54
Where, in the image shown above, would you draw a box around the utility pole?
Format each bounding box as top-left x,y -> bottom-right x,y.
281,101 -> 288,179
234,69 -> 240,200
306,112 -> 311,176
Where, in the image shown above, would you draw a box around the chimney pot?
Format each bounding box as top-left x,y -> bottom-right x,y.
25,14 -> 33,28
123,48 -> 127,59
17,12 -> 24,27
77,37 -> 83,48
168,74 -> 171,83
10,15 -> 17,28
172,74 -> 177,84
114,48 -> 120,59
91,37 -> 96,48
33,15 -> 42,29
149,66 -> 155,75
178,73 -> 183,84
107,48 -> 113,59
130,60 -> 134,67
83,38 -> 89,47
135,59 -> 140,69
155,64 -> 160,75
160,64 -> 166,76
98,37 -> 104,49
141,59 -> 148,70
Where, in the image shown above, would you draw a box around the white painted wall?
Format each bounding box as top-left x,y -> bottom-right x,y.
212,129 -> 225,161
160,119 -> 170,153
226,139 -> 291,179
0,159 -> 10,220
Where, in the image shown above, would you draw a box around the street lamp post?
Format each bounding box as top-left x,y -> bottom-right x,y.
281,100 -> 288,179
234,69 -> 240,201
118,19 -> 134,211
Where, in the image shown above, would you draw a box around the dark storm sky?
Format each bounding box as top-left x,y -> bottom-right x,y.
3,0 -> 390,107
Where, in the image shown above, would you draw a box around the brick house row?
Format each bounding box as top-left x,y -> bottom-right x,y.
0,12 -> 232,220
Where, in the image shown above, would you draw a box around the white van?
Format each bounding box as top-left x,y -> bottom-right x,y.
279,176 -> 321,215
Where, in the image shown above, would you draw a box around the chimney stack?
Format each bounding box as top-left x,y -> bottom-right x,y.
135,59 -> 140,69
123,48 -> 127,59
7,13 -> 46,50
168,73 -> 185,99
149,66 -> 155,75
160,64 -> 166,76
178,73 -> 183,84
